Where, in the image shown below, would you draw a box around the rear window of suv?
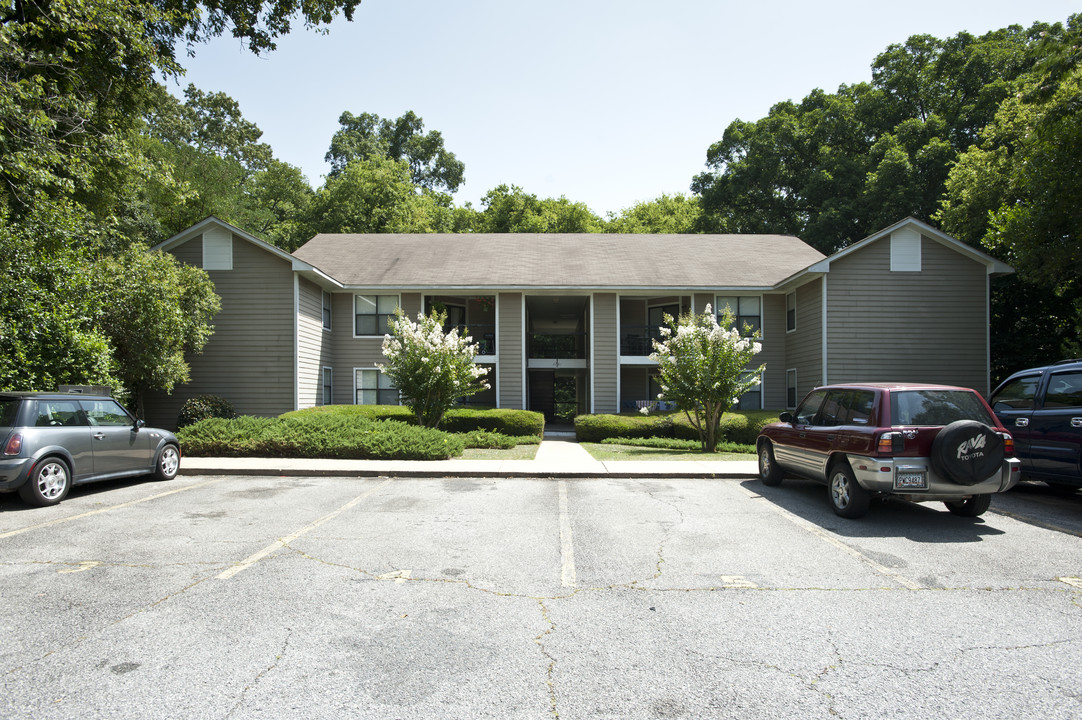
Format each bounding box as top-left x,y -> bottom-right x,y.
890,390 -> 994,426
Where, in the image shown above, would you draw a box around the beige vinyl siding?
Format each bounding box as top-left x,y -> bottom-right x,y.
297,279 -> 330,407
785,278 -> 825,401
329,292 -> 421,404
759,294 -> 787,408
145,233 -> 296,427
498,292 -> 523,409
826,235 -> 989,392
592,293 -> 618,413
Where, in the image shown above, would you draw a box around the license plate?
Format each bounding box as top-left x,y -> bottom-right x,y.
895,472 -> 927,490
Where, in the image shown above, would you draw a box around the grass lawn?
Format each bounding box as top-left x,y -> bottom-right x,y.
460,444 -> 540,461
581,443 -> 756,462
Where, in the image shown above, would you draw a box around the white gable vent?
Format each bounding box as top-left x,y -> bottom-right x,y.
890,226 -> 921,272
203,227 -> 233,270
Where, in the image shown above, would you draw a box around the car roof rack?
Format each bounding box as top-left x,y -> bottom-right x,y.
1052,359 -> 1082,365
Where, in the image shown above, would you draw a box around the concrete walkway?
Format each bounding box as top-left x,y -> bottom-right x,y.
179,437 -> 760,479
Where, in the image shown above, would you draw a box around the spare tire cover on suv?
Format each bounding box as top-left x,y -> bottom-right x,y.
930,420 -> 1005,486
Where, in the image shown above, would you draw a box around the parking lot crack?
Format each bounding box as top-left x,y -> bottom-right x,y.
533,599 -> 560,718
223,628 -> 294,719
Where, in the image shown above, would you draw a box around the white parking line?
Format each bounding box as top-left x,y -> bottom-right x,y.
0,478 -> 224,541
740,485 -> 924,590
558,480 -> 576,588
217,478 -> 392,580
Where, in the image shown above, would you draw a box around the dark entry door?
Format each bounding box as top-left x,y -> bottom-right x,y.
528,371 -> 556,422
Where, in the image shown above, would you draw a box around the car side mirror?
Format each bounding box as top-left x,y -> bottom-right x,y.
779,412 -> 793,424
134,419 -> 145,431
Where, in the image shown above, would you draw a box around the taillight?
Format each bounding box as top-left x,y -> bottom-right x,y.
3,433 -> 22,455
1000,432 -> 1014,457
877,432 -> 898,455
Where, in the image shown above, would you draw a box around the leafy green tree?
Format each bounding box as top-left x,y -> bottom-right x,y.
605,194 -> 700,233
326,110 -> 465,194
648,305 -> 764,452
692,23 -> 1050,252
95,246 -> 220,418
243,160 -> 316,250
0,202 -> 115,390
379,309 -> 490,429
937,15 -> 1082,373
306,157 -> 455,234
477,184 -> 602,233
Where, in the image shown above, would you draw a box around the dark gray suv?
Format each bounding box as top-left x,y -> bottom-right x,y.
990,360 -> 1082,490
0,392 -> 181,507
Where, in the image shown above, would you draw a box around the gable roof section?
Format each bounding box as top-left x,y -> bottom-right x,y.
153,216 -> 335,283
802,217 -> 1014,278
291,233 -> 826,290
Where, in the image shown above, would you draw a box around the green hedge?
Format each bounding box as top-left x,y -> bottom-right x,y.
177,394 -> 237,428
282,405 -> 544,438
177,414 -> 464,460
576,409 -> 780,445
599,436 -> 756,453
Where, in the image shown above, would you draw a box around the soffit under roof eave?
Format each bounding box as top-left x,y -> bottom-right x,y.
321,284 -> 782,293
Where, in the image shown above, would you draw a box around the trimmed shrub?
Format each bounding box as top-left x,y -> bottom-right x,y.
442,408 -> 545,437
177,414 -> 464,460
577,409 -> 780,445
599,436 -> 756,454
283,405 -> 545,438
178,394 -> 237,428
461,430 -> 519,450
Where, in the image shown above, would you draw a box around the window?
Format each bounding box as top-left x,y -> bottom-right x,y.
735,371 -> 762,410
81,399 -> 133,427
322,367 -> 333,405
355,295 -> 399,336
33,400 -> 85,427
890,390 -> 993,426
716,295 -> 760,334
786,369 -> 798,409
355,369 -> 399,406
990,374 -> 1040,411
1045,371 -> 1082,408
817,390 -> 875,427
786,292 -> 796,332
793,389 -> 827,425
322,291 -> 332,331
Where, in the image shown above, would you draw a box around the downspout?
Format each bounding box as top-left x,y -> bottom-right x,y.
821,276 -> 829,386
494,294 -> 501,409
293,274 -> 300,411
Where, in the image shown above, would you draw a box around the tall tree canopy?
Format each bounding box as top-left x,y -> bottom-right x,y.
937,15 -> 1082,375
691,22 -> 1049,253
0,0 -> 359,407
326,110 -> 465,194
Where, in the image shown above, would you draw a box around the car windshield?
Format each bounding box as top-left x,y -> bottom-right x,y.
890,390 -> 994,426
0,398 -> 18,427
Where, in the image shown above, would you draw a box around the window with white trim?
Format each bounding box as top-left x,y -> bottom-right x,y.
322,291 -> 332,331
355,369 -> 399,405
354,295 -> 399,336
716,295 -> 761,334
786,369 -> 798,409
735,370 -> 762,411
786,292 -> 796,332
321,367 -> 333,405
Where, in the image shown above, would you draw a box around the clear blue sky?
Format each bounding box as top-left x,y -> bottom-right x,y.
172,0 -> 1078,217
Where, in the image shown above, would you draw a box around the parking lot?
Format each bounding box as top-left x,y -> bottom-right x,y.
2,473 -> 1081,719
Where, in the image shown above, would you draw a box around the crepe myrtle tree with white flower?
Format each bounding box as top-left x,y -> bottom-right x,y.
649,304 -> 765,452
378,308 -> 491,429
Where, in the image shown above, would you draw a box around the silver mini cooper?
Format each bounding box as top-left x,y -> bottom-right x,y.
0,392 -> 181,507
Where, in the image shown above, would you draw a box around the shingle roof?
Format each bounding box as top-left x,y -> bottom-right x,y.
292,233 -> 825,289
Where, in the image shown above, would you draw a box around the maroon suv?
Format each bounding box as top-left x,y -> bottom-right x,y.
756,383 -> 1021,518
